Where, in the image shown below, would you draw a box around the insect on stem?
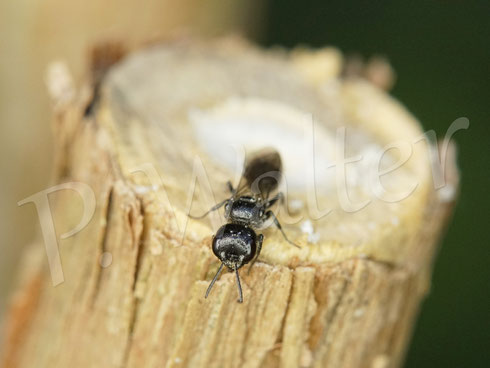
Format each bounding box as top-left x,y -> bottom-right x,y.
192,148 -> 299,304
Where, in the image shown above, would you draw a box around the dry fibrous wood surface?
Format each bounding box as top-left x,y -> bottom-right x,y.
1,38 -> 458,368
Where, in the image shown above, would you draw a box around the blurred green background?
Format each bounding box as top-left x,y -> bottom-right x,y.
263,1 -> 489,367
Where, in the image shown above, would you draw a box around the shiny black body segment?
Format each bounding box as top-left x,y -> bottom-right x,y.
212,223 -> 258,268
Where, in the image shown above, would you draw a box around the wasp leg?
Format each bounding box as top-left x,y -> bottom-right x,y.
248,234 -> 263,275
205,263 -> 225,299
264,192 -> 284,209
188,199 -> 228,219
226,180 -> 235,194
265,210 -> 300,248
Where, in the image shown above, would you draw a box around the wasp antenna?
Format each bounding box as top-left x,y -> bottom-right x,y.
205,263 -> 225,299
235,267 -> 243,303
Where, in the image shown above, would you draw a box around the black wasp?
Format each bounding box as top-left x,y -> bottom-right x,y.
190,148 -> 299,303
